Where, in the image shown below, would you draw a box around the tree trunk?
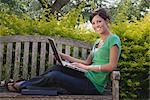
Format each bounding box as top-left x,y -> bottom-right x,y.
38,0 -> 70,13
50,0 -> 70,13
38,0 -> 50,9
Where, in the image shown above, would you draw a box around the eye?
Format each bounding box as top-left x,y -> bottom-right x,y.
98,20 -> 101,23
92,22 -> 95,25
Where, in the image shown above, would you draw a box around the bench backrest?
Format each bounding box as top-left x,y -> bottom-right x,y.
0,36 -> 92,82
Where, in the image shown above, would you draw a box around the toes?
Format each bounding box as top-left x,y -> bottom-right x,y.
7,83 -> 18,92
6,80 -> 25,92
7,83 -> 17,92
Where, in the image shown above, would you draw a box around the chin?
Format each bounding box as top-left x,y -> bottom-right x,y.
95,30 -> 102,34
98,31 -> 104,34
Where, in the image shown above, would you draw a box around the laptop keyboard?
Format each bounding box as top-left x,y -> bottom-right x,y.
62,61 -> 87,72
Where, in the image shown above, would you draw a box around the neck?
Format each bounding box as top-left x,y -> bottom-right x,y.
100,31 -> 110,41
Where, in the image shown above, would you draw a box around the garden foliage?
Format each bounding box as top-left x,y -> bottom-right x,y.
111,13 -> 150,99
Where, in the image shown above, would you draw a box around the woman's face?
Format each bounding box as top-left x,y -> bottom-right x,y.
91,15 -> 108,35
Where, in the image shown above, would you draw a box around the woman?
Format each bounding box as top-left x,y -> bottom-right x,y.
7,8 -> 121,95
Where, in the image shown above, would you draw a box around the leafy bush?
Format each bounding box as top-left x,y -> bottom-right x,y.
0,7 -> 97,42
111,13 -> 150,99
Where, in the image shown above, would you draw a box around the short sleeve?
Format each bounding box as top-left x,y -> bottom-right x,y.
109,34 -> 121,50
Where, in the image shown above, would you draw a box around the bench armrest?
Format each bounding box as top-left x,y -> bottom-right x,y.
111,70 -> 120,100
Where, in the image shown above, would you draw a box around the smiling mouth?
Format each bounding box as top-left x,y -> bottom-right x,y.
96,27 -> 102,31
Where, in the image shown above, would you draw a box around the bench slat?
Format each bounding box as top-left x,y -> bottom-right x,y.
0,43 -> 4,81
57,44 -> 62,52
14,43 -> 21,80
39,42 -> 46,75
56,44 -> 62,64
81,48 -> 87,60
31,42 -> 38,78
48,44 -> 54,68
6,43 -> 13,82
23,42 -> 29,79
54,37 -> 91,49
0,36 -> 92,49
65,45 -> 70,55
73,47 -> 79,58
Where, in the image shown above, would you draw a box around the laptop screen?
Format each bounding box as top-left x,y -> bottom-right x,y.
48,38 -> 87,73
48,38 -> 63,66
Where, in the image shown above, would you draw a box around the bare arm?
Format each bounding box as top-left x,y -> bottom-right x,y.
72,45 -> 119,72
59,52 -> 92,65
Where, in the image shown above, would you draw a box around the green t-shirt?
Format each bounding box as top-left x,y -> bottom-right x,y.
85,33 -> 121,93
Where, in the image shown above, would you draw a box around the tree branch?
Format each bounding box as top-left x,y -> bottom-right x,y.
50,0 -> 70,13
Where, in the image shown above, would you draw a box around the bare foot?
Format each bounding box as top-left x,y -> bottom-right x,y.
7,83 -> 17,92
7,81 -> 25,92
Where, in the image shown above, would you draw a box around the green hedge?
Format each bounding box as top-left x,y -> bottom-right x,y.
111,14 -> 150,99
0,8 -> 98,42
0,10 -> 149,99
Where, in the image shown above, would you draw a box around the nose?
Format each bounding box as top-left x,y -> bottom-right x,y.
94,22 -> 100,28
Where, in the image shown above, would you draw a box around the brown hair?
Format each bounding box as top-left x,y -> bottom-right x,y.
90,8 -> 110,23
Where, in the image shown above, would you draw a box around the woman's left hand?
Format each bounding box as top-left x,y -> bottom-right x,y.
72,62 -> 90,70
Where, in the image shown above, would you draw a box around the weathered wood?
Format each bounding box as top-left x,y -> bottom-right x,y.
39,42 -> 46,75
81,48 -> 87,60
48,44 -> 54,68
14,42 -> 21,80
31,42 -> 38,78
23,42 -> 29,79
112,71 -> 120,100
0,92 -> 112,100
57,44 -> 62,52
0,36 -> 91,49
65,45 -> 70,55
73,47 -> 79,58
0,43 -> 4,81
56,44 -> 62,64
6,43 -> 13,82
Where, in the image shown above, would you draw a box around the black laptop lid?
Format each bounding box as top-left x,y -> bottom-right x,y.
48,38 -> 63,66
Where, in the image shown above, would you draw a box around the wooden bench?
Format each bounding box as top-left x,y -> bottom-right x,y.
0,35 -> 120,100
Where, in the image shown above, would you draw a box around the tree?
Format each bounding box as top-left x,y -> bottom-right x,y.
51,0 -> 70,13
111,0 -> 150,22
37,0 -> 120,21
0,0 -> 42,18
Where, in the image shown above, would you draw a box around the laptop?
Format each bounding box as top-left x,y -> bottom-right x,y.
48,38 -> 87,73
